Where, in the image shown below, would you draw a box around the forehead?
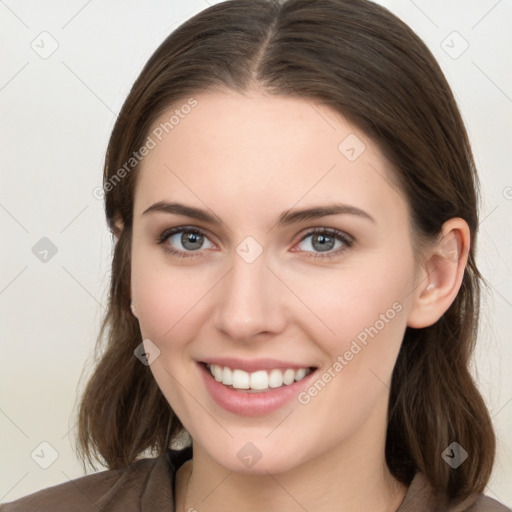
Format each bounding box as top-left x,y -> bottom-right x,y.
134,89 -> 407,226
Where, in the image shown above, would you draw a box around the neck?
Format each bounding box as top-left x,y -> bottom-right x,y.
176,417 -> 407,512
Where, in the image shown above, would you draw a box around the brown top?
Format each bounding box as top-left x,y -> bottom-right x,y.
1,446 -> 509,511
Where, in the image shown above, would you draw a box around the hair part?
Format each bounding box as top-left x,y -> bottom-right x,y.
76,0 -> 495,501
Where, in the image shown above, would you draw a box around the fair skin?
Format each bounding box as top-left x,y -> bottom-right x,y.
123,88 -> 470,512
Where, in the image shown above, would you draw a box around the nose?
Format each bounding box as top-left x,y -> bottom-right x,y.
213,249 -> 287,343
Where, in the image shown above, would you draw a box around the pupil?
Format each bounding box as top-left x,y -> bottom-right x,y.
314,234 -> 334,252
182,232 -> 202,250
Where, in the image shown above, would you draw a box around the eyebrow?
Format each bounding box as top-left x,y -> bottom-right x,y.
142,201 -> 376,226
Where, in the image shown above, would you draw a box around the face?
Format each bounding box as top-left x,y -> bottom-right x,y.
130,89 -> 421,474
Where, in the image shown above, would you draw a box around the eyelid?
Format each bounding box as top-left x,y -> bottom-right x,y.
297,226 -> 353,243
157,225 -> 214,244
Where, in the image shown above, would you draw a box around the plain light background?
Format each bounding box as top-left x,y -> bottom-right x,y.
1,0 -> 511,506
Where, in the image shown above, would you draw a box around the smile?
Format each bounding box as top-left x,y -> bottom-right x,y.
206,363 -> 313,391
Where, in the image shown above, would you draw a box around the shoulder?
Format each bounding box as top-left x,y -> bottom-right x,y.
462,495 -> 512,512
0,453 -> 175,512
398,472 -> 510,512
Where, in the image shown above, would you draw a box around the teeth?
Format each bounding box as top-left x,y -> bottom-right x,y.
206,364 -> 312,391
269,369 -> 283,388
233,369 -> 250,389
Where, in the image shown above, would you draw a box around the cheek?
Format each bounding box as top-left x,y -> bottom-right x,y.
131,247 -> 185,339
289,266 -> 411,434
291,251 -> 413,367
130,244 -> 218,358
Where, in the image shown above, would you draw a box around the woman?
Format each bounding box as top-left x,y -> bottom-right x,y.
1,0 -> 509,510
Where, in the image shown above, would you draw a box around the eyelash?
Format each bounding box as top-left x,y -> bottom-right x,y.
156,226 -> 354,261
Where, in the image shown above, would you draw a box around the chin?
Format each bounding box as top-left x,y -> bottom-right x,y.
200,437 -> 308,476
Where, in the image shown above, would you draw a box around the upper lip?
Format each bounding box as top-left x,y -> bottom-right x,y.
200,357 -> 316,373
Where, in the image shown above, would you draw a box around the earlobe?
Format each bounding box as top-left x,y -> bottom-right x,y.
406,218 -> 470,329
130,300 -> 138,318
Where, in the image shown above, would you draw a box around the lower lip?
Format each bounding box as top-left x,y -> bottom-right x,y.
198,362 -> 318,417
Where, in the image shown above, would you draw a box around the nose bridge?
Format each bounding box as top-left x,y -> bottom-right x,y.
214,246 -> 284,341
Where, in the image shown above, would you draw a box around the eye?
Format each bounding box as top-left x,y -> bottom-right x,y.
294,228 -> 354,260
157,226 -> 354,261
157,226 -> 215,258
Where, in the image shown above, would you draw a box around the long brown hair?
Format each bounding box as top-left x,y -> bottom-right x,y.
76,0 -> 495,501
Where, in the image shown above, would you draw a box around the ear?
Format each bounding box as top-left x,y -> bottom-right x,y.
112,215 -> 124,241
406,218 -> 470,329
110,215 -> 137,316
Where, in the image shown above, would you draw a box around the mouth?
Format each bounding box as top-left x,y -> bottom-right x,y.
197,361 -> 319,416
